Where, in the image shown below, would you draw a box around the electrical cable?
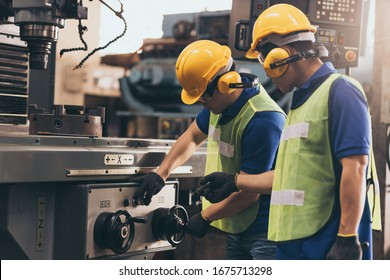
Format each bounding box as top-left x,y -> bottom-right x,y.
59,0 -> 128,70
72,0 -> 127,70
386,126 -> 390,169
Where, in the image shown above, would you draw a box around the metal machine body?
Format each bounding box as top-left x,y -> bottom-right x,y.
0,0 -> 87,70
28,104 -> 106,137
56,181 -> 183,259
0,135 -> 206,259
0,21 -> 29,125
0,0 -> 88,126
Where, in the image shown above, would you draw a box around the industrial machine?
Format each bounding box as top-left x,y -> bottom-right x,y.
0,1 -> 207,260
0,130 -> 206,260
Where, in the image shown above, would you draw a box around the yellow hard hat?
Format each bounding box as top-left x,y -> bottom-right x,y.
176,40 -> 232,105
246,4 -> 317,59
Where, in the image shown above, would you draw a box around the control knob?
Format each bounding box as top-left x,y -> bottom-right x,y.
93,210 -> 147,254
152,205 -> 188,246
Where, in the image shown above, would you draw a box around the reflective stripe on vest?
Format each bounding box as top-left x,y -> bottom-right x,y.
280,122 -> 309,141
271,190 -> 305,206
203,85 -> 285,234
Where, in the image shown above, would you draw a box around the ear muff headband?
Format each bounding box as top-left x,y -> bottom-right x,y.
264,48 -> 320,78
216,72 -> 259,94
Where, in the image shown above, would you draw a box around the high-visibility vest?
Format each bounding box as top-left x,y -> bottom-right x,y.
203,85 -> 285,234
269,74 -> 381,242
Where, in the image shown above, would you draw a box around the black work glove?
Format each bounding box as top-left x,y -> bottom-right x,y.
195,172 -> 239,203
326,234 -> 362,260
185,213 -> 211,238
130,172 -> 165,206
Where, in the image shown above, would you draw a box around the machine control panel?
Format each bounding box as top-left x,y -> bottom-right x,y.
52,181 -> 188,259
312,0 -> 360,24
86,182 -> 186,259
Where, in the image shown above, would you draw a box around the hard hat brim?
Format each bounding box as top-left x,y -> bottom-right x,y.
181,89 -> 201,105
245,46 -> 259,60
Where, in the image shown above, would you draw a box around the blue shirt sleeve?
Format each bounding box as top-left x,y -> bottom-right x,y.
195,107 -> 210,135
329,78 -> 371,160
241,111 -> 286,174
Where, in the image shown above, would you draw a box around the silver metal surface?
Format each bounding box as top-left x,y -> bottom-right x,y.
0,135 -> 206,183
66,166 -> 193,177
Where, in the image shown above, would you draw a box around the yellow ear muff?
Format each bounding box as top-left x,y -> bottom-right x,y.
264,48 -> 290,78
217,71 -> 242,94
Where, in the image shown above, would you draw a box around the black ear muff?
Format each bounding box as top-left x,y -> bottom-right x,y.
217,71 -> 242,94
264,48 -> 290,78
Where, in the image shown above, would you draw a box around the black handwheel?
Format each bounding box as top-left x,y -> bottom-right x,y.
94,210 -> 135,254
152,205 -> 188,246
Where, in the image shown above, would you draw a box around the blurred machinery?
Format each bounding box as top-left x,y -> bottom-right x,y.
0,1 -> 207,260
105,10 -> 233,140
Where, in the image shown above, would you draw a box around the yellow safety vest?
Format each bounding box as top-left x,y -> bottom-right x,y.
269,74 -> 381,242
203,85 -> 285,234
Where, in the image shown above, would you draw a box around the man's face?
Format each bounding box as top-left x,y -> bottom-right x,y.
197,89 -> 228,115
270,66 -> 297,94
196,75 -> 233,114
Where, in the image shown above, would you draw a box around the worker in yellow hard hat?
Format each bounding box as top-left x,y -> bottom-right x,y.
197,4 -> 381,260
131,39 -> 286,259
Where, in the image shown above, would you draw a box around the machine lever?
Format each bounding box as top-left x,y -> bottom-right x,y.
132,216 -> 148,224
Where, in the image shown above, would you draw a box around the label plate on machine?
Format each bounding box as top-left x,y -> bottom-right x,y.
104,154 -> 134,165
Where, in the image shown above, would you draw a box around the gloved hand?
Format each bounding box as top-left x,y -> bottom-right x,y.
326,234 -> 362,260
185,212 -> 211,238
130,172 -> 165,206
195,172 -> 239,203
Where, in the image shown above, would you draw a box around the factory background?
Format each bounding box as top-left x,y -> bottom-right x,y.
0,0 -> 389,260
